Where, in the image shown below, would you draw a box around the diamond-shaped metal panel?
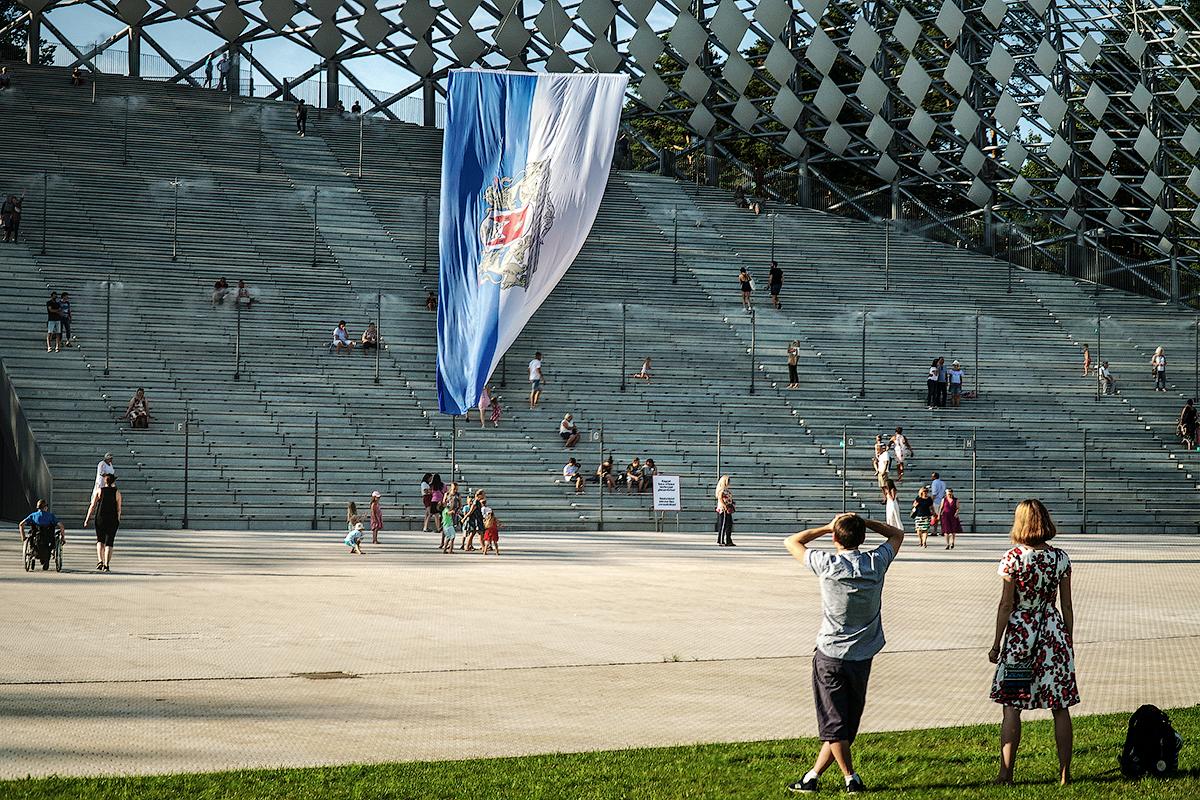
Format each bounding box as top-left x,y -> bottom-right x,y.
637,72 -> 668,109
494,14 -> 532,58
587,39 -> 621,72
1055,175 -> 1076,202
1149,205 -> 1170,233
783,130 -> 807,157
259,0 -> 292,31
1134,126 -> 1159,164
935,0 -> 966,41
951,100 -> 979,139
800,0 -> 828,20
116,0 -> 150,24
1098,172 -> 1121,199
578,0 -> 616,35
1083,82 -> 1109,120
732,97 -> 759,131
893,8 -> 921,51
919,150 -> 940,174
680,63 -> 711,102
866,116 -> 893,151
962,144 -> 985,175
355,2 -> 389,48
994,90 -> 1020,134
16,0 -> 52,11
1048,135 -> 1071,169
1177,78 -> 1198,110
1125,30 -> 1148,61
1090,129 -> 1114,164
309,0 -> 338,18
622,0 -> 654,22
1027,0 -> 1051,15
982,0 -> 1007,27
450,27 -> 486,65
1039,88 -> 1067,129
876,154 -> 899,181
824,122 -> 850,155
1142,172 -> 1164,199
752,0 -> 791,37
806,27 -> 838,75
1188,166 -> 1200,196
1063,209 -> 1082,230
1033,38 -> 1057,76
1005,138 -> 1027,168
986,44 -> 1015,85
689,105 -> 715,136
164,0 -> 196,16
1011,175 -> 1033,201
1108,208 -> 1126,228
628,26 -> 664,66
898,57 -> 931,105
765,40 -> 797,85
668,13 -> 708,62
407,39 -> 436,76
908,108 -> 935,145
945,52 -> 972,95
857,69 -> 887,114
848,16 -> 881,65
968,178 -> 991,207
1079,34 -> 1101,65
214,0 -> 248,40
814,76 -> 845,122
536,0 -> 574,46
722,52 -> 753,93
1183,125 -> 1200,156
1130,82 -> 1152,114
772,87 -> 803,127
401,0 -> 436,35
710,0 -> 749,50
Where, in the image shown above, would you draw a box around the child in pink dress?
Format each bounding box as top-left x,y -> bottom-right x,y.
369,491 -> 383,544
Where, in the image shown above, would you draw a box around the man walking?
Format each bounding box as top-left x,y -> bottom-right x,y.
45,291 -> 62,352
216,53 -> 230,91
929,471 -> 946,535
95,452 -> 115,491
203,54 -> 214,88
528,351 -> 544,409
768,260 -> 784,310
785,513 -> 904,794
59,291 -> 73,346
296,99 -> 308,137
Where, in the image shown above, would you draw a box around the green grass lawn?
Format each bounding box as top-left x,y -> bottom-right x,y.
5,706 -> 1197,799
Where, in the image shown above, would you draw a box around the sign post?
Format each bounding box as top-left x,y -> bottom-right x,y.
652,474 -> 681,533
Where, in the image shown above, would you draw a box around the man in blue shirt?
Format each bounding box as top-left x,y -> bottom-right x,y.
19,499 -> 65,571
784,513 -> 904,794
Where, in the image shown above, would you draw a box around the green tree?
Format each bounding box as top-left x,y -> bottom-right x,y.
1,0 -> 55,64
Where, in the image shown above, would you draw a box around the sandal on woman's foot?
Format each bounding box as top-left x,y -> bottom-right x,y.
97,562 -> 104,571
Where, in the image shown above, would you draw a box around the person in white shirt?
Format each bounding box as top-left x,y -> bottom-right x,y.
559,413 -> 580,448
1151,347 -> 1167,392
890,427 -> 913,481
948,360 -> 965,407
874,448 -> 890,499
95,453 -> 115,491
563,458 -> 584,494
929,472 -> 947,535
216,54 -> 230,91
528,351 -> 544,408
1098,361 -> 1116,395
333,321 -> 354,354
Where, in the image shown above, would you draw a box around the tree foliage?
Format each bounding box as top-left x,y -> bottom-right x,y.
0,0 -> 55,65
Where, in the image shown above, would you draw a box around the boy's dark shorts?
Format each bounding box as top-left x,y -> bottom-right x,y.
812,649 -> 873,743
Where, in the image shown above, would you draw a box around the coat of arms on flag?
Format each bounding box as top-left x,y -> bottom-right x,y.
478,159 -> 556,290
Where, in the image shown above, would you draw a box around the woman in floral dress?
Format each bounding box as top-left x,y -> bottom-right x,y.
988,499 -> 1078,786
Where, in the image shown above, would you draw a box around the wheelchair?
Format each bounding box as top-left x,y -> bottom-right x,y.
23,525 -> 63,572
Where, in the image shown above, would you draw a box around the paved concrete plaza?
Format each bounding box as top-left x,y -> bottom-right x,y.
2,525 -> 1199,778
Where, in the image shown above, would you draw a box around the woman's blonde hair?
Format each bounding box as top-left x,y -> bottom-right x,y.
1010,499 -> 1057,546
715,475 -> 730,500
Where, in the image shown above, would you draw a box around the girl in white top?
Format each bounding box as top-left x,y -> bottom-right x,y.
891,427 -> 912,481
632,357 -> 652,381
884,480 -> 902,530
1151,347 -> 1167,391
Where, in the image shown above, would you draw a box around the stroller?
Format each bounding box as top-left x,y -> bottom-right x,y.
23,523 -> 63,572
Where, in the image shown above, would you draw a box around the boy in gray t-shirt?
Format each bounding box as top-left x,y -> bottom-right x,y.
784,513 -> 904,794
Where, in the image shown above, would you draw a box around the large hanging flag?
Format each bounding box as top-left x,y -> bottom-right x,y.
436,69 -> 628,415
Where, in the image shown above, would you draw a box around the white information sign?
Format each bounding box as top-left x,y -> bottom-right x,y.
652,475 -> 682,512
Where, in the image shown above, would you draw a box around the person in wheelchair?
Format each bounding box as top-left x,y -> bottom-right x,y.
19,499 -> 65,571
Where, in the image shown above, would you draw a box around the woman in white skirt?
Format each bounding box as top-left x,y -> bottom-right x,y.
884,479 -> 902,531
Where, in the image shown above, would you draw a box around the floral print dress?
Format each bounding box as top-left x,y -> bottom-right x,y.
990,546 -> 1080,710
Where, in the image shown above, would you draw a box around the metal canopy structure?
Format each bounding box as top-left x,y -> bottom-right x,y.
8,0 -> 1200,299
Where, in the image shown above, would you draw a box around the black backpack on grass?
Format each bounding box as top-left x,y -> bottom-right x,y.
1120,705 -> 1183,779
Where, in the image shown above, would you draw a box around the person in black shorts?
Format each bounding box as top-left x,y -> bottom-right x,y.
784,514 -> 904,794
768,260 -> 783,310
738,267 -> 752,311
296,99 -> 308,137
84,473 -> 122,572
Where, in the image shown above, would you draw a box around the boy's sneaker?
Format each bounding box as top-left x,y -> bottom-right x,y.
787,777 -> 819,793
845,776 -> 866,793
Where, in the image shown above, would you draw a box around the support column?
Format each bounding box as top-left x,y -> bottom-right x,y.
27,13 -> 41,65
1171,251 -> 1180,305
228,49 -> 242,96
326,58 -> 339,109
983,201 -> 994,252
423,76 -> 437,127
890,181 -> 900,220
704,137 -> 717,186
127,26 -> 141,77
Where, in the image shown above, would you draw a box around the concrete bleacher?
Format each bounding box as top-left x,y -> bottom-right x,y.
0,64 -> 1196,533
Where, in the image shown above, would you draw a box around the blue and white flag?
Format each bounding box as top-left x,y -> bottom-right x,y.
436,69 -> 628,415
